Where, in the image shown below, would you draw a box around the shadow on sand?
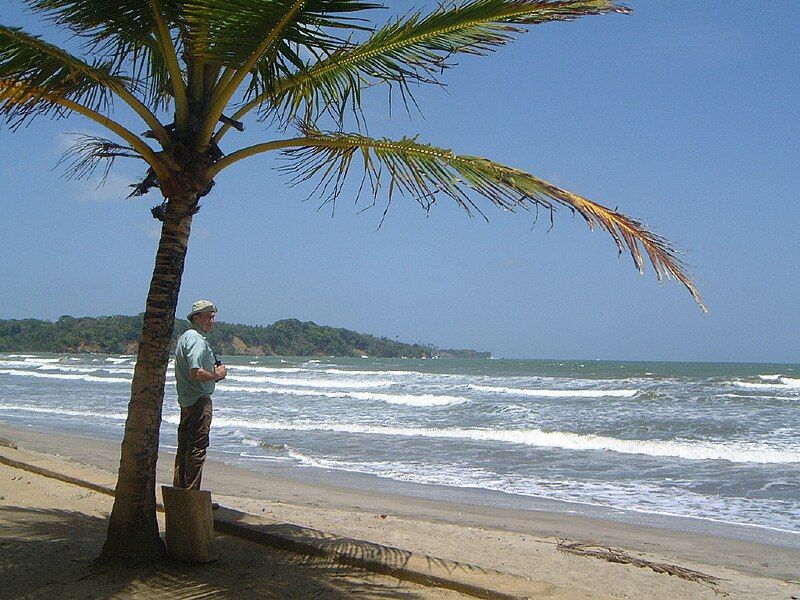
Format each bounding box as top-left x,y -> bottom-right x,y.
217,506 -> 489,579
0,505 -> 453,599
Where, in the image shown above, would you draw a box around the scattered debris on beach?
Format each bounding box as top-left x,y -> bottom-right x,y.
556,540 -> 721,587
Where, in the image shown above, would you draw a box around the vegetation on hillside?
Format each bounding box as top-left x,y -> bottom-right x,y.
0,315 -> 490,358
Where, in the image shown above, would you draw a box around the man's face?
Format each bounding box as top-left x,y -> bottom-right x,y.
194,311 -> 216,333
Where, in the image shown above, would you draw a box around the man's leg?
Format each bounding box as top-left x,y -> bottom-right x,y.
182,395 -> 213,490
173,405 -> 191,487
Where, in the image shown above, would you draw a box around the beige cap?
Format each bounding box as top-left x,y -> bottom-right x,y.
187,300 -> 217,321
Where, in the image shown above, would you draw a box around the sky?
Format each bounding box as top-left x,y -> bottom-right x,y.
1,1 -> 798,363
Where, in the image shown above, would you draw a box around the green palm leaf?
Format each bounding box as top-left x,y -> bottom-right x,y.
0,25 -> 127,125
28,0 -> 174,103
182,0 -> 377,65
253,0 -> 629,124
280,127 -> 705,310
187,0 -> 381,143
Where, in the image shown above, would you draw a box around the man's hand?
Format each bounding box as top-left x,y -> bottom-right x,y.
214,364 -> 228,381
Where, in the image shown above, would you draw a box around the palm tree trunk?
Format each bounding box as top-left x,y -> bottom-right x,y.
101,194 -> 195,562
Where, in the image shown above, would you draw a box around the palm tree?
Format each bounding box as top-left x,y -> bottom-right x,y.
1,0 -> 705,562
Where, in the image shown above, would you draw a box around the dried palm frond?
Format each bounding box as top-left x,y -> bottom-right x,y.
57,133 -> 141,182
280,127 -> 706,310
557,541 -> 721,586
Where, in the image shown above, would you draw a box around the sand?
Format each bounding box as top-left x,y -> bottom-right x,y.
1,424 -> 799,599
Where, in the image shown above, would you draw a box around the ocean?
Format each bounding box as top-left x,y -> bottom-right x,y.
1,353 -> 798,545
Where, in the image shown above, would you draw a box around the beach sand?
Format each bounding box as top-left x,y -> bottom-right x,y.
1,424 -> 798,599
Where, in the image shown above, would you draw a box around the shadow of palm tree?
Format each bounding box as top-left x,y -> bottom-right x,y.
0,505 -> 455,599
213,508 -> 504,598
231,519 -> 485,576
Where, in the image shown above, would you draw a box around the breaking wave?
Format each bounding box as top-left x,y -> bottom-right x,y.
468,384 -> 638,398
219,384 -> 466,406
225,374 -> 393,389
208,419 -> 800,464
0,369 -> 130,384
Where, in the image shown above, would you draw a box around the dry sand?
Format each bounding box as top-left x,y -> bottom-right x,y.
1,424 -> 799,599
0,460 -> 471,599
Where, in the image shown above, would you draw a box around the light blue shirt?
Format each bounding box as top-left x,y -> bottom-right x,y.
174,325 -> 216,407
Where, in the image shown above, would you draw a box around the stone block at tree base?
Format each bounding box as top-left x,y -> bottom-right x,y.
161,485 -> 217,562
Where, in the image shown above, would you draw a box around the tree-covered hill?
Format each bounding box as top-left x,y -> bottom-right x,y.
0,315 -> 490,358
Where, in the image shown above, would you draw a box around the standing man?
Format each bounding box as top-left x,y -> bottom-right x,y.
173,300 -> 227,490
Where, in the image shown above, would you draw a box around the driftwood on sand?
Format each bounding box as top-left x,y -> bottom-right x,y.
556,540 -> 721,586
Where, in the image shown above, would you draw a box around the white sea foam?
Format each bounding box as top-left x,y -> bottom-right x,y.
221,384 -> 342,397
23,357 -> 62,364
103,367 -> 135,375
0,369 -> 130,384
228,365 -> 305,374
209,418 -> 800,464
733,381 -> 800,392
0,403 -> 128,420
280,450 -> 800,534
719,393 -> 797,401
219,384 -> 466,406
37,364 -> 100,374
468,384 -> 638,398
225,374 -> 393,389
322,368 -> 421,377
758,374 -> 782,381
496,403 -> 532,414
0,360 -> 44,368
105,357 -> 130,364
349,391 -> 466,406
240,438 -> 288,451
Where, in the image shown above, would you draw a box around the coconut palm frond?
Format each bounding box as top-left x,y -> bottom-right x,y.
56,133 -> 142,182
261,0 -> 628,124
182,0 -> 377,69
187,0 -> 381,143
28,0 -> 170,47
27,0 -> 175,96
132,37 -> 174,112
0,25 -> 133,126
281,127 -> 705,310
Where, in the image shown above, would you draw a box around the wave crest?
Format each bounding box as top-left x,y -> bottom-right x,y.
468,384 -> 638,398
209,419 -> 800,464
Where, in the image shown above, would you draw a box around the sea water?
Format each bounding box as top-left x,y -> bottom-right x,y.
1,354 -> 798,544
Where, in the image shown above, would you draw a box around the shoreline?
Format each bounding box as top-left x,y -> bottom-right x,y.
2,422 -> 799,598
10,415 -> 799,549
213,445 -> 800,548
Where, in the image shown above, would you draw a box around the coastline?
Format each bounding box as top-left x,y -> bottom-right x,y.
2,423 -> 798,599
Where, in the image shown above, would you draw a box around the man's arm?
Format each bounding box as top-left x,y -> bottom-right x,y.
189,364 -> 227,382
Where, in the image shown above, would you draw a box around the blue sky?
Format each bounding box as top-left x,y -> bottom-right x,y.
1,1 -> 798,362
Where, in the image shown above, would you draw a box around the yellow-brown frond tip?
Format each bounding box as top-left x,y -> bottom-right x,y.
564,190 -> 708,313
599,1 -> 632,15
482,165 -> 706,312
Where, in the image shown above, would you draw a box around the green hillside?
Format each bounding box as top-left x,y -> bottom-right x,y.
0,315 -> 490,358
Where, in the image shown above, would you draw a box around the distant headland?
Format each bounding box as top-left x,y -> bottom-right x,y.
0,315 -> 490,359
